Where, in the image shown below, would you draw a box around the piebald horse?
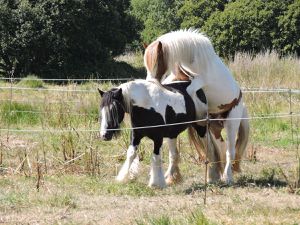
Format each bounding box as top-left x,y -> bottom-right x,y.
99,79 -> 226,188
144,29 -> 249,184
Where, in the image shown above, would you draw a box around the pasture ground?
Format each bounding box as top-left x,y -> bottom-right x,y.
0,143 -> 299,224
0,52 -> 300,224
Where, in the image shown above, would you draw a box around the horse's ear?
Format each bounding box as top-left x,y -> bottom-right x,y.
98,88 -> 105,96
143,43 -> 148,49
113,88 -> 122,99
157,41 -> 162,51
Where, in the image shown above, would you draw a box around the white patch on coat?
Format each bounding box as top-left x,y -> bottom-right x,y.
100,107 -> 108,137
149,154 -> 166,188
119,80 -> 186,122
116,145 -> 137,182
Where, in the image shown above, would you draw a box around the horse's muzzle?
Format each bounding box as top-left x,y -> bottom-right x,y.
100,132 -> 113,141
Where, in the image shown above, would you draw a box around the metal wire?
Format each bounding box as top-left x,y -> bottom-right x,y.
0,85 -> 299,94
0,112 -> 299,133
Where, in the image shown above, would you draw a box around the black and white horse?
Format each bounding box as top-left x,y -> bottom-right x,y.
98,79 -> 216,188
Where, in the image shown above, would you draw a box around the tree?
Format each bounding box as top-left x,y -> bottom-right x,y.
0,0 -> 138,78
131,0 -> 182,43
177,0 -> 228,29
274,0 -> 300,55
202,0 -> 294,58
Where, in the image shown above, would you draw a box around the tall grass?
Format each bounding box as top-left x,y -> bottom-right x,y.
0,102 -> 41,125
229,51 -> 300,89
17,75 -> 45,88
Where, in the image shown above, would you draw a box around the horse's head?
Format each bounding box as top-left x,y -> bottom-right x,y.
98,88 -> 125,141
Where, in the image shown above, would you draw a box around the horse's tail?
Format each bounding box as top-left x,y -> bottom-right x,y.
187,125 -> 224,174
233,105 -> 250,172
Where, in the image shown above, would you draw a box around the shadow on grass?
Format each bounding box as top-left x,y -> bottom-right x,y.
234,174 -> 287,188
184,173 -> 288,194
93,60 -> 146,81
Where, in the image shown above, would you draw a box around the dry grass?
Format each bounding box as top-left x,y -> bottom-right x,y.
229,51 -> 300,89
0,52 -> 300,224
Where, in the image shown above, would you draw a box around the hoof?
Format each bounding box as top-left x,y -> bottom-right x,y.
116,176 -> 128,183
165,173 -> 182,185
222,176 -> 234,185
148,181 -> 167,189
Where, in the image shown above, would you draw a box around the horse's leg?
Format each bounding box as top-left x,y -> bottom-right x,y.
165,138 -> 182,185
233,105 -> 249,172
207,133 -> 221,183
116,135 -> 141,183
149,138 -> 166,188
223,102 -> 244,184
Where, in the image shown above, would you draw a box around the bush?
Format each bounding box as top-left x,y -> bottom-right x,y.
17,75 -> 45,88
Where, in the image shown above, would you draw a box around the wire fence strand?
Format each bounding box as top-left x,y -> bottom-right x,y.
1,112 -> 299,133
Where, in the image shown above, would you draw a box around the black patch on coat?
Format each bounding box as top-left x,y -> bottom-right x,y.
130,82 -> 197,154
192,125 -> 207,138
163,81 -> 191,94
196,89 -> 207,104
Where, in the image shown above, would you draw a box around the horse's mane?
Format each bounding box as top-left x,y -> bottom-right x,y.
157,29 -> 217,73
118,82 -> 133,113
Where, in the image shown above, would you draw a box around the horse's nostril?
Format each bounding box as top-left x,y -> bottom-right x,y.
100,133 -> 112,141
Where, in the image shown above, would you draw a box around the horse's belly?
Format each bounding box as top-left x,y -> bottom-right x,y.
204,86 -> 241,114
187,74 -> 241,114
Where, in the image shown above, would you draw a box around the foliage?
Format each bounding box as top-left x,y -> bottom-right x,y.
178,0 -> 228,29
130,0 -> 182,43
274,0 -> 300,55
131,0 -> 299,58
202,0 -> 294,58
0,0 -> 138,78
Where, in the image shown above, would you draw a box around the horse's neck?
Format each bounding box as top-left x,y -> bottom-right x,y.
120,80 -> 186,116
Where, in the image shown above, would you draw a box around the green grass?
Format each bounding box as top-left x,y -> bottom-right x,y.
0,101 -> 41,125
136,210 -> 215,225
17,75 -> 45,88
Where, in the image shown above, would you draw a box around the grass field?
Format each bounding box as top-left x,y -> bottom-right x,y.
0,52 -> 300,224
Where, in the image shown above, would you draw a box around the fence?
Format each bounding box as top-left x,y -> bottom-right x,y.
0,77 -> 299,203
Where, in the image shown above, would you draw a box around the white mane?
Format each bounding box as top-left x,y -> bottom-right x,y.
118,80 -> 186,121
157,29 -> 217,75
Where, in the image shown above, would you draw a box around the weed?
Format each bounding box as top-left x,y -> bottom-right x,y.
136,210 -> 215,225
187,210 -> 216,225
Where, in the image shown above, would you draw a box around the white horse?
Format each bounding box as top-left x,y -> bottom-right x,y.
144,29 -> 249,184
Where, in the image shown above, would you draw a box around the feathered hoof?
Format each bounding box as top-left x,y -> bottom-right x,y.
232,163 -> 242,173
222,176 -> 234,185
148,181 -> 167,189
115,172 -> 130,183
165,173 -> 183,185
